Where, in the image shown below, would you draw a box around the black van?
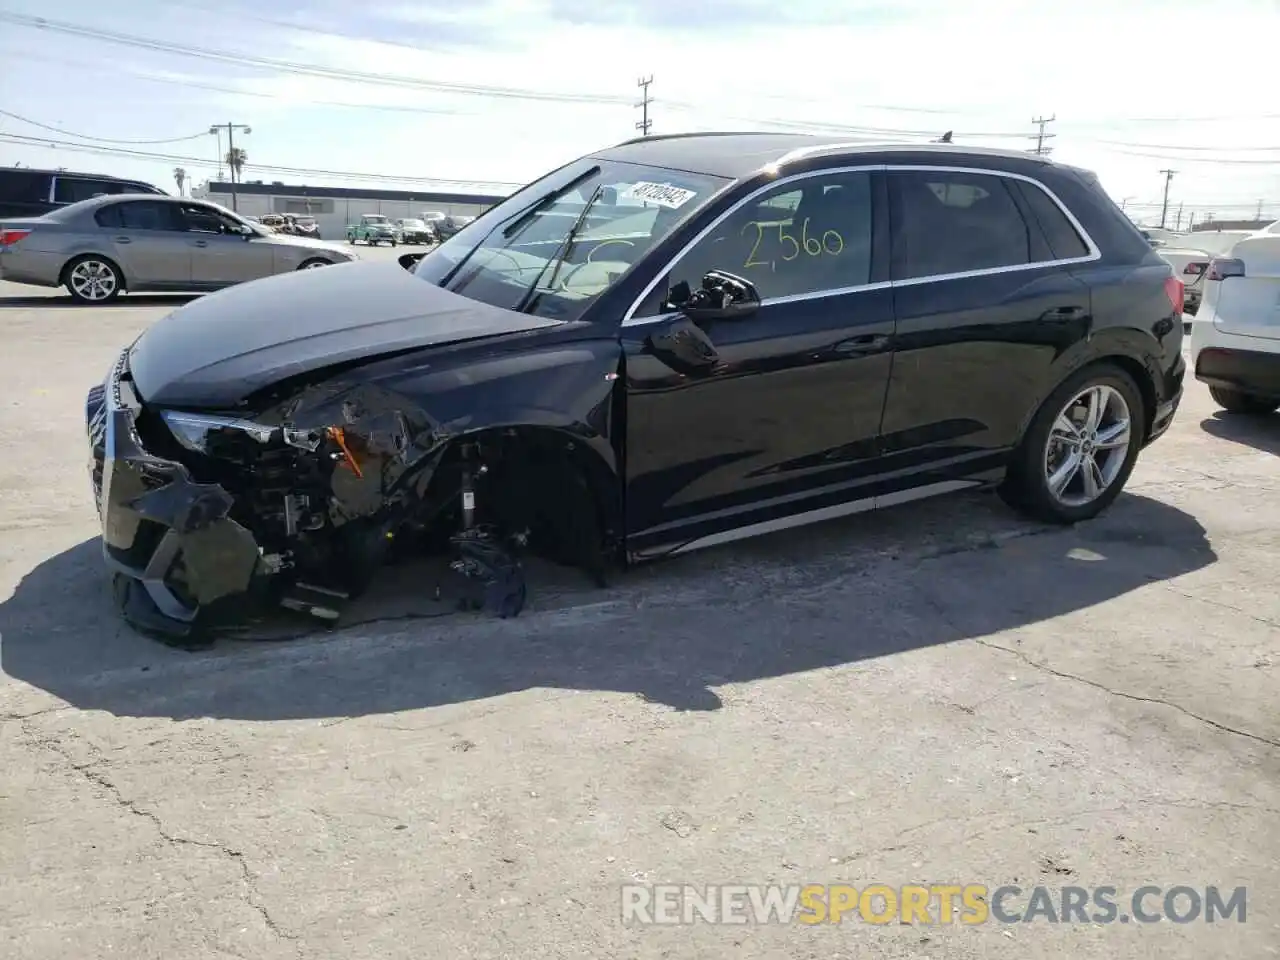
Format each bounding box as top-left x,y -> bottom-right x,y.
0,168 -> 167,218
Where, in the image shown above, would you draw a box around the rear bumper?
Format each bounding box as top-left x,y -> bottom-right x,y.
87,353 -> 263,638
1194,346 -> 1280,398
1146,351 -> 1185,444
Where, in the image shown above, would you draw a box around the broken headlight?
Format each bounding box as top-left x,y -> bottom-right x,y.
160,411 -> 345,462
160,411 -> 279,453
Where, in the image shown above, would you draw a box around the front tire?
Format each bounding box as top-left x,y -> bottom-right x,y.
298,258 -> 330,270
1000,363 -> 1146,524
1208,386 -> 1279,415
64,255 -> 123,304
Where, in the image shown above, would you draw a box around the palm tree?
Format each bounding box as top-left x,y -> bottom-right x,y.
225,147 -> 247,183
173,167 -> 187,197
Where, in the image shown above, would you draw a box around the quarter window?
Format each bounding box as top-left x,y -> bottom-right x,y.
1015,181 -> 1090,260
891,170 -> 1033,280
661,171 -> 874,307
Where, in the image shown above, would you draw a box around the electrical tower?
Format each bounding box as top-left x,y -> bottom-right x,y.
1158,169 -> 1177,229
1029,114 -> 1056,156
635,76 -> 653,137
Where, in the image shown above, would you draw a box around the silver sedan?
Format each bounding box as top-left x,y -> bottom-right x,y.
0,194 -> 358,304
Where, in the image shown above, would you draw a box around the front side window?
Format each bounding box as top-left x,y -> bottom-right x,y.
890,170 -> 1032,280
413,158 -> 728,322
653,170 -> 874,311
180,204 -> 244,235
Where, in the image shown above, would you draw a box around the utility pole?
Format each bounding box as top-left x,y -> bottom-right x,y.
1158,169 -> 1177,229
210,122 -> 251,210
635,76 -> 653,137
1257,199 -> 1265,221
1175,202 -> 1183,231
1120,196 -> 1135,211
1029,114 -> 1056,156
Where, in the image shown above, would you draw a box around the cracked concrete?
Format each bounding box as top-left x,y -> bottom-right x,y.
1,275 -> 1278,959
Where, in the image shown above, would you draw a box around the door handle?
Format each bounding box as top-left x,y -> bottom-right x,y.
113,236 -> 132,244
192,239 -> 208,247
834,334 -> 891,355
1041,305 -> 1087,321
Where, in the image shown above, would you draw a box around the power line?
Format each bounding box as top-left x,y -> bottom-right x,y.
0,46 -> 471,120
1086,137 -> 1280,152
0,108 -> 211,145
0,133 -> 522,190
0,11 -> 634,106
1107,147 -> 1280,165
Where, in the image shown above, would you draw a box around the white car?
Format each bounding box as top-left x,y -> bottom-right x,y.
1159,244 -> 1213,316
1189,230 -> 1280,414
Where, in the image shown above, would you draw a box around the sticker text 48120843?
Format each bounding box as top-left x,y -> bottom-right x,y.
742,217 -> 844,272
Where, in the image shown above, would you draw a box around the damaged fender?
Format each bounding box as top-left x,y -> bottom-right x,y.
90,333 -> 624,636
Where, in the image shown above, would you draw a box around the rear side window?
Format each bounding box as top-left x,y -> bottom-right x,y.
1015,181 -> 1090,260
891,170 -> 1032,280
0,170 -> 50,204
108,201 -> 179,230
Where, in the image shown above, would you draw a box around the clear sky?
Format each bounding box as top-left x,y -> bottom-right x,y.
1,0 -> 1277,228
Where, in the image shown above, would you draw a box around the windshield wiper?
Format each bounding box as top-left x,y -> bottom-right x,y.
512,183 -> 604,316
436,165 -> 602,289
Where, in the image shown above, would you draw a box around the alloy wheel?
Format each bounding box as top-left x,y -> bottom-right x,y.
1043,384 -> 1132,507
69,260 -> 118,301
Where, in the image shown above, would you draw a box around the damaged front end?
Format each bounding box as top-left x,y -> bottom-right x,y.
85,349 -> 539,644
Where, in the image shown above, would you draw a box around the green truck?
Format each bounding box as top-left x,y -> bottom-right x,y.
345,213 -> 400,246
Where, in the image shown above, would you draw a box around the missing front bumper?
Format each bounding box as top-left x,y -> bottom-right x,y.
87,370 -> 265,640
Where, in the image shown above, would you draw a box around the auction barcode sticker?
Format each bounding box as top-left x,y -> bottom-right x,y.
620,182 -> 697,209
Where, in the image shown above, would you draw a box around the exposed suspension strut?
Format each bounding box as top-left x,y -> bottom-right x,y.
448,441 -> 527,618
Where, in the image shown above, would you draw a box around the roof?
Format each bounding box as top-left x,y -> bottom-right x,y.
1,167 -> 163,186
201,181 -> 508,206
593,132 -> 1054,180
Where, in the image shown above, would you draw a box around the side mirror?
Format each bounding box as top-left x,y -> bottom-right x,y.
673,270 -> 761,321
399,251 -> 426,271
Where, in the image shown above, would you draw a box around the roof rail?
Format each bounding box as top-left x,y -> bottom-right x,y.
612,131 -> 808,148
774,140 -> 1054,166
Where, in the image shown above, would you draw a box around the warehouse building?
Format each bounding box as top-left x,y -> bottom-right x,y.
191,180 -> 510,240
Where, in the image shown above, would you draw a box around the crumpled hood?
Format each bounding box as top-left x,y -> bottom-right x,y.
127,260 -> 564,408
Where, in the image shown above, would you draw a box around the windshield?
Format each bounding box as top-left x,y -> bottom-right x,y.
411,158 -> 727,322
365,216 -> 390,223
401,219 -> 426,228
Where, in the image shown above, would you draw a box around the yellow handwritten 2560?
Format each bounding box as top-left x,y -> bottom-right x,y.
741,218 -> 844,270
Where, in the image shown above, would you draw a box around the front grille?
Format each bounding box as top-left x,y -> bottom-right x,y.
86,384 -> 107,513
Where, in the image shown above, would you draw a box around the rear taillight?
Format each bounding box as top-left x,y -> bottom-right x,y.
1206,257 -> 1246,281
1164,275 -> 1185,315
0,229 -> 32,248
1182,262 -> 1207,276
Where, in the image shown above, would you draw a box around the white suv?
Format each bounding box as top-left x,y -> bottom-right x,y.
1189,230 -> 1280,413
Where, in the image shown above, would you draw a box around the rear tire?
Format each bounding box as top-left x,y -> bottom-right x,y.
63,255 -> 123,304
1208,386 -> 1279,415
297,258 -> 330,270
999,363 -> 1146,525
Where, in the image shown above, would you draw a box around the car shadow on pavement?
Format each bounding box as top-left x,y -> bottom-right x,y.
0,492 -> 1216,720
1200,412 -> 1280,455
0,294 -> 200,309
